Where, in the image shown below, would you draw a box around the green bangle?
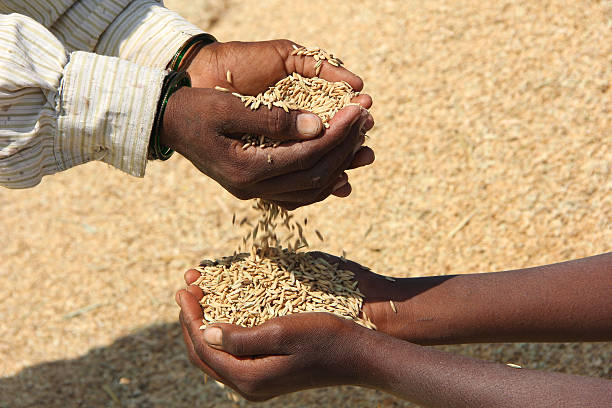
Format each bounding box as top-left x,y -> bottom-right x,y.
150,70 -> 191,161
169,33 -> 217,71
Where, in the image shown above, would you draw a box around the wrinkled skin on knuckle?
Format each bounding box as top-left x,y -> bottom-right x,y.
209,92 -> 235,120
222,152 -> 259,193
292,143 -> 318,172
273,39 -> 295,52
192,340 -> 211,364
226,334 -> 248,356
267,107 -> 292,137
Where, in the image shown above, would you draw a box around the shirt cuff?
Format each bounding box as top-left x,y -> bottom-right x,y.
57,51 -> 166,177
96,0 -> 205,69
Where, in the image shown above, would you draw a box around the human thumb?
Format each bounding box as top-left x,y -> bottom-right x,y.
222,93 -> 323,141
203,323 -> 281,356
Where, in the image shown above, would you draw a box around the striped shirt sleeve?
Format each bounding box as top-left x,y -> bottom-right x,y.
0,13 -> 165,188
2,1 -> 207,68
96,0 -> 205,69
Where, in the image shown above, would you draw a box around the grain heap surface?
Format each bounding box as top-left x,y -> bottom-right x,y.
193,248 -> 375,330
4,1 -> 611,407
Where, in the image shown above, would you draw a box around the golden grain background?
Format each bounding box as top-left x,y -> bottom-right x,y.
1,0 -> 610,406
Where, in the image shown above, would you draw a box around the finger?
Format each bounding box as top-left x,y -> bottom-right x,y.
179,311 -> 223,381
267,148 -> 358,208
219,92 -> 322,141
178,291 -> 248,383
331,182 -> 352,198
203,322 -> 288,357
248,107 -> 368,192
347,147 -> 375,169
276,40 -> 364,92
288,56 -> 364,92
316,63 -> 364,92
257,164 -> 350,203
186,285 -> 204,301
362,112 -> 375,132
351,94 -> 373,109
185,269 -> 201,285
332,172 -> 349,191
233,104 -> 364,182
330,172 -> 351,197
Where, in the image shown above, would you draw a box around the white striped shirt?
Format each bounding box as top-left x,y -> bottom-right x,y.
0,0 -> 205,188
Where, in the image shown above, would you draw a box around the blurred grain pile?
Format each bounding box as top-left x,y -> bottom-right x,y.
1,0 -> 610,407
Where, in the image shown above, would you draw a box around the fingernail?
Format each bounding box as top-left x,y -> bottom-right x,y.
333,179 -> 348,192
297,113 -> 322,137
203,327 -> 223,346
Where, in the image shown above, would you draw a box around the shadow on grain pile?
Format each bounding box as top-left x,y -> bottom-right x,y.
0,322 -> 609,407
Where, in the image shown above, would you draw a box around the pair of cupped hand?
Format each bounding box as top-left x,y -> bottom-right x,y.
170,40 -> 377,400
176,252 -> 395,402
162,39 -> 375,210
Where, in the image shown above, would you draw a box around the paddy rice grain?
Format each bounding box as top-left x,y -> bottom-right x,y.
195,47 -> 373,337
194,248 -> 376,330
231,47 -> 359,148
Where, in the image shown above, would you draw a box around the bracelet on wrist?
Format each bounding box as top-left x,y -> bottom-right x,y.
169,33 -> 217,71
149,70 -> 191,161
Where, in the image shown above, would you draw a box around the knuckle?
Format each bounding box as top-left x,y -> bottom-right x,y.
265,320 -> 292,350
192,342 -> 208,361
228,337 -> 246,356
310,175 -> 324,189
267,108 -> 291,136
292,144 -> 313,172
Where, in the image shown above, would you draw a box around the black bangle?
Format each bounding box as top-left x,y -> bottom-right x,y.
149,70 -> 191,161
169,33 -> 217,71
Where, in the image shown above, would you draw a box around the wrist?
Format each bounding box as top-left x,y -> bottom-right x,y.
159,86 -> 189,153
149,71 -> 191,160
331,321 -> 383,386
168,33 -> 217,71
358,273 -> 464,344
347,325 -> 404,390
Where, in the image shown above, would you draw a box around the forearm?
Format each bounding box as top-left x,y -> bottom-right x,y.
370,252 -> 612,344
357,330 -> 612,407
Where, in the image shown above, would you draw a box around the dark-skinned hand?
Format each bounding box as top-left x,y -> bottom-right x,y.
161,40 -> 375,209
176,286 -> 373,401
